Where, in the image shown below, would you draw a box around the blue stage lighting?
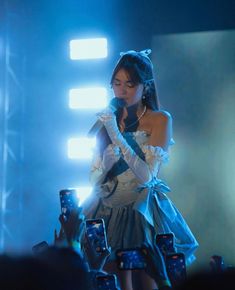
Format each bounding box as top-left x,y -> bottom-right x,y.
69,87 -> 107,109
68,137 -> 96,159
75,186 -> 93,205
70,38 -> 107,60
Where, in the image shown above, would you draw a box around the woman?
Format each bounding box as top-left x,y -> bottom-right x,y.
83,50 -> 198,290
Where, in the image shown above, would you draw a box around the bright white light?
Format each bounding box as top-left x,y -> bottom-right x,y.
75,186 -> 93,205
70,38 -> 107,60
68,137 -> 96,159
69,87 -> 107,109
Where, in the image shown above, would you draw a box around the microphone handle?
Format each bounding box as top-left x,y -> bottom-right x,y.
87,119 -> 104,137
87,98 -> 126,137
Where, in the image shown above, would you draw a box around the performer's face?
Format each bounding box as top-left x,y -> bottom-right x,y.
112,69 -> 144,107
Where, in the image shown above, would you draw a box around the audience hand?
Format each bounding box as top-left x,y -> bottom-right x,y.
84,234 -> 111,272
54,207 -> 85,252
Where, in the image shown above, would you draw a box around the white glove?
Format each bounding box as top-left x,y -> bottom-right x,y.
89,144 -> 121,186
102,144 -> 121,172
97,108 -> 167,185
142,145 -> 169,177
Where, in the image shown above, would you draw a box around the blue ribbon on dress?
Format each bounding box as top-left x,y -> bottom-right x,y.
137,177 -> 171,193
134,177 -> 178,226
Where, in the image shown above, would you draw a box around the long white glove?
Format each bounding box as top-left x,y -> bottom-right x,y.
97,109 -> 169,185
89,144 -> 121,186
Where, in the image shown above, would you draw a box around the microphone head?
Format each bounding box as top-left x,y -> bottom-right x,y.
109,98 -> 126,110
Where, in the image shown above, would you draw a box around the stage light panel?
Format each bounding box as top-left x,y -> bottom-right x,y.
75,186 -> 93,205
68,137 -> 96,159
70,38 -> 107,60
69,87 -> 107,109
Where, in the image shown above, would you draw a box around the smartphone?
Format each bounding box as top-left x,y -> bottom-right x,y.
95,274 -> 118,290
165,253 -> 186,286
155,233 -> 175,257
210,255 -> 225,272
85,218 -> 108,252
59,189 -> 79,219
32,241 -> 49,254
116,248 -> 147,270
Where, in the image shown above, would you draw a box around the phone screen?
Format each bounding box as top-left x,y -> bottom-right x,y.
59,189 -> 79,218
116,248 -> 147,270
96,274 -> 117,290
32,241 -> 49,254
155,233 -> 175,256
166,253 -> 186,286
85,219 -> 108,252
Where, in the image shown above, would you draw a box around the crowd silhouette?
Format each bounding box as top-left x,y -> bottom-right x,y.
0,206 -> 233,290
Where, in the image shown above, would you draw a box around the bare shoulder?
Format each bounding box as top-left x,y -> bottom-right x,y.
144,110 -> 173,148
147,110 -> 172,125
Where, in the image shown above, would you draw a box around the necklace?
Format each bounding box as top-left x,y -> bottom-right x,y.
120,106 -> 147,131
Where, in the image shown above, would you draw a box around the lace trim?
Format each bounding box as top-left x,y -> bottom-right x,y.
122,131 -> 175,146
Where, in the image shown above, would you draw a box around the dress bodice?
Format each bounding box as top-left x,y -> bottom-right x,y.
122,130 -> 175,151
122,130 -> 150,146
100,130 -> 171,207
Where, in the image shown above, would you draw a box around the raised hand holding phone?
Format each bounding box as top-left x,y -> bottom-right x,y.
84,218 -> 111,271
155,233 -> 175,258
85,218 -> 108,253
59,189 -> 79,220
155,233 -> 186,287
59,207 -> 85,245
165,253 -> 186,287
55,189 -> 84,249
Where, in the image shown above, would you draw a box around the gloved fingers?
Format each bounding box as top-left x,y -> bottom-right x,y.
96,108 -> 115,121
103,144 -> 121,158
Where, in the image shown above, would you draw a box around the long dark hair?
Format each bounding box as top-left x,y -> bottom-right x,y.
97,50 -> 160,153
111,51 -> 160,111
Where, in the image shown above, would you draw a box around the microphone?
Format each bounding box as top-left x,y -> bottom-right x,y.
87,98 -> 126,137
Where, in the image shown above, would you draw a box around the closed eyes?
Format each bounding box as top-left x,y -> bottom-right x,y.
113,80 -> 135,88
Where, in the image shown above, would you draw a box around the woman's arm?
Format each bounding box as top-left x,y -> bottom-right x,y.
89,152 -> 105,186
98,109 -> 172,184
148,111 -> 172,151
89,144 -> 121,186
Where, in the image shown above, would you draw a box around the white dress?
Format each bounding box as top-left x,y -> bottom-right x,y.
82,130 -> 198,265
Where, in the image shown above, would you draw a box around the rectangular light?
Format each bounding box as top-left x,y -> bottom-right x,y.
68,137 -> 96,159
69,87 -> 107,109
70,38 -> 107,60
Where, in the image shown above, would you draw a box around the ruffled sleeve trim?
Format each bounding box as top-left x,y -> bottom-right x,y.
142,145 -> 169,164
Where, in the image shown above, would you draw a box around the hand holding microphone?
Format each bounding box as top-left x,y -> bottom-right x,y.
87,98 -> 126,137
